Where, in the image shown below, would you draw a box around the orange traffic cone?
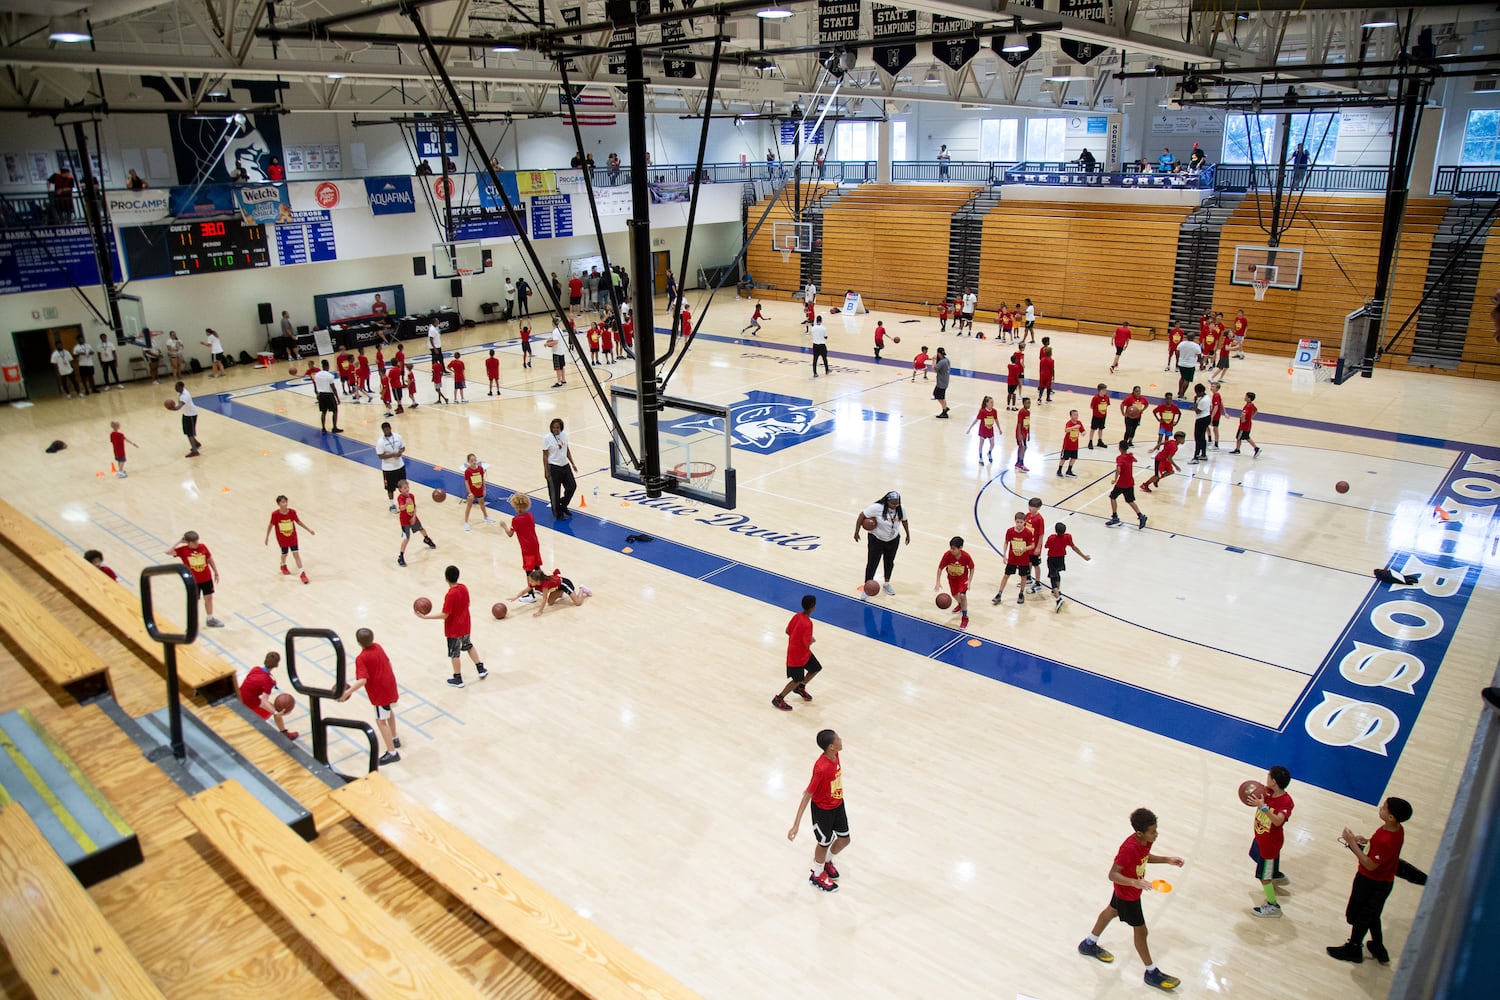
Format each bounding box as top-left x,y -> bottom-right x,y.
579,494 -> 587,509
109,462 -> 117,473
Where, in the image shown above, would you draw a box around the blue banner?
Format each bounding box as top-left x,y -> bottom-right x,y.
453,215 -> 522,241
0,225 -> 121,295
364,175 -> 416,215
529,194 -> 574,239
168,183 -> 237,218
479,172 -> 521,211
234,183 -> 293,225
414,121 -> 458,159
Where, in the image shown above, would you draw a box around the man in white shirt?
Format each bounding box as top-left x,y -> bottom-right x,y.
547,321 -> 570,388
805,281 -> 817,307
503,279 -> 516,321
427,320 -> 443,366
1174,334 -> 1203,398
50,343 -> 78,399
96,333 -> 120,389
312,360 -> 343,434
1024,299 -> 1037,343
72,334 -> 96,395
809,316 -> 829,377
542,417 -> 579,520
170,380 -> 202,457
963,289 -> 978,333
376,421 -> 407,511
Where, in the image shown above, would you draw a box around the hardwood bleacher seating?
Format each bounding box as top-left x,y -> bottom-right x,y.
1461,235 -> 1500,380
180,779 -> 486,999
743,197 -> 808,298
0,564 -> 110,698
333,773 -> 698,1000
821,184 -> 981,310
0,801 -> 165,1000
0,498 -> 236,701
1211,195 -> 1445,363
978,201 -> 1193,336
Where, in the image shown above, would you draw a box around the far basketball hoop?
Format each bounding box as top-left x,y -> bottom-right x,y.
1253,279 -> 1270,301
1251,263 -> 1277,300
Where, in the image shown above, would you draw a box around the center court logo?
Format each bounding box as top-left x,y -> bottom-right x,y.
660,388 -> 886,456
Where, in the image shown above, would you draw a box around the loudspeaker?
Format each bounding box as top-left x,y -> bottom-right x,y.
257,302 -> 274,325
413,255 -> 427,276
481,249 -> 493,268
450,278 -> 463,297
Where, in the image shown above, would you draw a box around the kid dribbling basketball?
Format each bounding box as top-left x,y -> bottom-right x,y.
934,536 -> 975,629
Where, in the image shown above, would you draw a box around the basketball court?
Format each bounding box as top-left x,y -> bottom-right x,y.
3,281 -> 1496,997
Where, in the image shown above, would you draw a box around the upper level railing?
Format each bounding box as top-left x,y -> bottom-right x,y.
1211,163 -> 1390,193
1433,165 -> 1500,196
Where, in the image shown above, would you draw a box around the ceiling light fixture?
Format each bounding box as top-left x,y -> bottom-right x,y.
1001,32 -> 1028,54
327,73 -> 345,79
1362,11 -> 1398,29
48,13 -> 91,43
757,7 -> 793,19
492,43 -> 520,52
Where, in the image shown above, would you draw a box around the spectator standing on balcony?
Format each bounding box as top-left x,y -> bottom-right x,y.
48,165 -> 75,222
1188,144 -> 1207,170
126,169 -> 148,191
815,146 -> 826,179
1291,143 -> 1310,188
1078,149 -> 1097,172
267,157 -> 285,181
766,149 -> 777,178
1157,147 -> 1175,172
937,144 -> 951,181
607,152 -> 621,184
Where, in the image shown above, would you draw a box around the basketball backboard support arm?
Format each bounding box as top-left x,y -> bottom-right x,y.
625,44 -> 667,497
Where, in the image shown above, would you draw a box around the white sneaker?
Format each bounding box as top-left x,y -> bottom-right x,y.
882,581 -> 895,596
518,593 -> 537,603
1251,903 -> 1282,918
116,471 -> 127,478
463,523 -> 471,531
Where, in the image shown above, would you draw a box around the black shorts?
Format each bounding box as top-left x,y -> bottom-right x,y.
317,392 -> 337,413
552,355 -> 566,370
195,579 -> 215,597
1114,345 -> 1126,356
181,414 -> 198,438
933,386 -> 947,400
569,295 -> 581,305
401,519 -> 424,537
1178,365 -> 1197,384
445,634 -> 473,658
1029,554 -> 1041,569
1062,448 -> 1078,461
1110,893 -> 1146,927
1090,415 -> 1107,430
1004,563 -> 1031,577
278,544 -> 299,554
1345,873 -> 1395,926
521,341 -> 532,355
810,803 -> 850,847
1110,485 -> 1137,503
1236,427 -> 1253,441
1046,555 -> 1066,579
786,653 -> 824,684
383,466 -> 407,494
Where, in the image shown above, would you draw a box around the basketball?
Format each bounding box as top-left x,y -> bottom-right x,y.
860,515 -> 877,531
273,692 -> 295,713
492,601 -> 508,620
892,335 -> 900,344
431,488 -> 447,503
1237,779 -> 1265,806
414,596 -> 432,615
287,366 -> 297,377
862,579 -> 880,597
163,399 -> 176,410
935,592 -> 953,610
1335,481 -> 1350,494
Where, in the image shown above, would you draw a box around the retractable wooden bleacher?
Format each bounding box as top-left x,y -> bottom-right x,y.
1459,226 -> 1500,380
978,200 -> 1194,337
1210,194 -> 1446,364
743,196 -> 807,299
821,184 -> 981,310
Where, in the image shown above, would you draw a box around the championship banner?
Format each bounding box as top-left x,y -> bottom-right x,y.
931,15 -> 980,71
607,1 -> 650,75
871,5 -> 917,77
817,0 -> 860,43
364,175 -> 416,215
104,189 -> 170,225
289,179 -> 369,213
235,184 -> 293,226
560,6 -> 583,73
993,30 -> 1043,68
517,170 -> 559,197
1059,0 -> 1109,64
660,0 -> 695,78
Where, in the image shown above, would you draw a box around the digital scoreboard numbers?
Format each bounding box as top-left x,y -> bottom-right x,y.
168,220 -> 270,275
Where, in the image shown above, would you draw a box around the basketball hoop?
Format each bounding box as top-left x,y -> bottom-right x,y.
1252,278 -> 1270,301
779,246 -> 792,265
670,461 -> 717,483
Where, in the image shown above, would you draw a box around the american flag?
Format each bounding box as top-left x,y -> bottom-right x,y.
559,87 -> 618,126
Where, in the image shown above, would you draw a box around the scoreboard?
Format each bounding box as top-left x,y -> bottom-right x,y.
122,218 -> 270,278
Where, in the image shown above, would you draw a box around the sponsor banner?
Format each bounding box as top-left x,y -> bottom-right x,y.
556,172 -> 632,215
104,189 -> 170,225
1151,110 -> 1223,134
817,0 -> 860,43
288,179 -> 369,213
235,183 -> 293,226
478,171 -> 522,211
871,5 -> 917,77
517,171 -> 559,197
1000,168 -> 1212,190
169,183 -> 236,219
1058,0 -> 1109,64
428,173 -> 477,204
364,175 -> 416,215
932,15 -> 980,71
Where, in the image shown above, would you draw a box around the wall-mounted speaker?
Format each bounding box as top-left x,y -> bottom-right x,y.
450,278 -> 463,297
413,255 -> 427,276
257,302 -> 274,325
481,249 -> 493,268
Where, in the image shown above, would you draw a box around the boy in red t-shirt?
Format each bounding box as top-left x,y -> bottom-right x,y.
1087,383 -> 1110,449
461,453 -> 495,530
503,492 -> 543,601
1232,308 -> 1249,358
417,564 -> 487,687
586,325 -> 601,363
1013,398 -> 1032,472
873,320 -> 886,362
238,650 -> 297,741
934,536 -> 975,629
1119,386 -> 1147,448
680,307 -> 693,341
1327,796 -> 1413,964
911,346 -> 930,382
741,302 -> 764,336
356,350 -> 371,392
1058,409 -> 1084,478
1230,391 -> 1261,456
430,358 -> 449,404
485,348 -> 501,395
1164,321 -> 1184,371
386,365 -> 404,413
340,627 -> 402,764
264,494 -> 314,582
937,298 -> 949,332
786,728 -> 847,892
1109,321 -> 1131,374
405,364 -> 420,409
1106,442 -> 1147,530
991,512 -> 1035,606
1209,382 -> 1225,449
448,352 -> 467,403
1249,765 -> 1294,918
1005,355 -> 1023,410
621,317 -> 635,354
1037,345 -> 1055,403
394,479 -> 437,567
1023,496 -> 1046,593
1044,521 -> 1091,611
1141,432 -> 1185,493
773,594 -> 823,711
108,420 -> 137,478
1077,807 -> 1185,991
519,325 -> 533,368
1150,391 -> 1180,452
601,323 -> 615,363
167,530 -> 223,627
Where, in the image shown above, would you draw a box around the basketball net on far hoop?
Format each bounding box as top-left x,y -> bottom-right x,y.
779,238 -> 794,266
1252,278 -> 1269,301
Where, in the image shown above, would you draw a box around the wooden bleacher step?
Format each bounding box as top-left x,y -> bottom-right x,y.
0,564 -> 110,699
0,802 -> 164,1000
136,703 -> 316,840
180,779 -> 484,999
0,708 -> 140,886
334,773 -> 699,1000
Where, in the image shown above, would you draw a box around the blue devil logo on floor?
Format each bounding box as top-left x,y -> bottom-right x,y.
660,391 -> 886,455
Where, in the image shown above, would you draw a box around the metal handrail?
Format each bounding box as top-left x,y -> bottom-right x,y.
1433,165 -> 1500,196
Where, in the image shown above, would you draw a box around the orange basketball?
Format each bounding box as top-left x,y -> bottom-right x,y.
1335,481 -> 1350,494
892,335 -> 901,344
414,596 -> 432,615
288,366 -> 298,377
862,579 -> 880,596
1238,779 -> 1265,806
431,488 -> 447,503
492,601 -> 508,620
935,592 -> 953,610
273,692 -> 295,713
860,515 -> 877,531
163,399 -> 176,410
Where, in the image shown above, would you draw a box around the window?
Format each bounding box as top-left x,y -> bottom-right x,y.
1461,109 -> 1500,165
979,119 -> 1019,161
1221,113 -> 1279,164
1024,117 -> 1065,161
891,120 -> 907,161
1287,113 -> 1341,164
834,121 -> 876,161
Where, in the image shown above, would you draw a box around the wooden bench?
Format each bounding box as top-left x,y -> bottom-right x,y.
0,565 -> 110,698
334,773 -> 698,1000
0,802 -> 164,1000
0,499 -> 236,701
180,780 -> 483,1000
